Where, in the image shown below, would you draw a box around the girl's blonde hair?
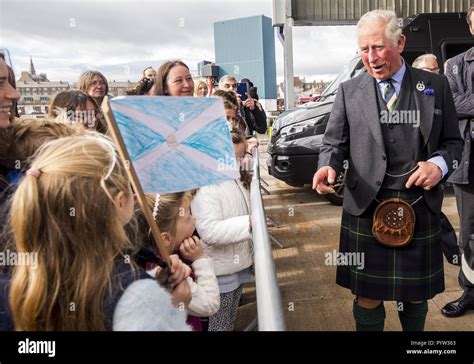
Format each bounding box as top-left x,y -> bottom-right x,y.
9,135 -> 134,330
137,192 -> 192,253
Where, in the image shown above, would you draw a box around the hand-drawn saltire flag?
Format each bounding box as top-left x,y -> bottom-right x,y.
109,96 -> 239,193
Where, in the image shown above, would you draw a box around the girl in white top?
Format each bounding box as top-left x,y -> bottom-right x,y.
191,129 -> 254,331
140,191 -> 220,330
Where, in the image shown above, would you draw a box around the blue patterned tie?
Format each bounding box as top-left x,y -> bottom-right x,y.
383,79 -> 397,111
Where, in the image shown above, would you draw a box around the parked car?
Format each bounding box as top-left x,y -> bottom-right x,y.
298,95 -> 321,104
267,12 -> 474,205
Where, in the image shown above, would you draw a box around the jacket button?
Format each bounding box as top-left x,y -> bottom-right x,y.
382,155 -> 387,161
376,181 -> 382,186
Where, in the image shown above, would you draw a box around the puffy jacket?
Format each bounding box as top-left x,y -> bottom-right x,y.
191,179 -> 253,276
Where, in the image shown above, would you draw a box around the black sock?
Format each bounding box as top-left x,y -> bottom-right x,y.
353,300 -> 385,331
398,301 -> 428,331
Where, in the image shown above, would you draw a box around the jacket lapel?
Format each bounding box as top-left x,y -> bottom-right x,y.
409,66 -> 434,150
358,72 -> 385,151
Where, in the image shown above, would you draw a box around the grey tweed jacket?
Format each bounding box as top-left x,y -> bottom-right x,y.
318,65 -> 464,216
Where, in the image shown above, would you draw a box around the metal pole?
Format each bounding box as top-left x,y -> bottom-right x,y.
250,148 -> 287,331
283,0 -> 295,110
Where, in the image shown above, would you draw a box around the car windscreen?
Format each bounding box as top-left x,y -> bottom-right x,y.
321,56 -> 365,97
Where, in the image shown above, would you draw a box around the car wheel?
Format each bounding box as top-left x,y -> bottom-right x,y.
323,170 -> 345,206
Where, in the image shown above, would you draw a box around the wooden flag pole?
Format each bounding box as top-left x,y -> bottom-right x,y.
102,96 -> 171,267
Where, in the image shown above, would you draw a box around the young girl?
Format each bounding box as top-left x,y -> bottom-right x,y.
191,129 -> 254,331
48,90 -> 106,133
3,135 -> 191,331
0,118 -> 83,255
138,192 -> 220,331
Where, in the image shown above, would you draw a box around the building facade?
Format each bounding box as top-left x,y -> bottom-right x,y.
16,57 -> 70,115
214,15 -> 277,109
108,81 -> 137,97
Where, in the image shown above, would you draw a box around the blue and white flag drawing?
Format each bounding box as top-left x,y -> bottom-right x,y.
110,96 -> 239,193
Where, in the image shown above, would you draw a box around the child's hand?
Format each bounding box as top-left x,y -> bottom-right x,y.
170,279 -> 192,308
179,236 -> 205,262
165,254 -> 191,289
246,137 -> 258,154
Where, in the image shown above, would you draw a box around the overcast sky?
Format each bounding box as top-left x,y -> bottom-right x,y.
0,0 -> 357,84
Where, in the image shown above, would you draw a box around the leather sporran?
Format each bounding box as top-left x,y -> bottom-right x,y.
372,198 -> 416,248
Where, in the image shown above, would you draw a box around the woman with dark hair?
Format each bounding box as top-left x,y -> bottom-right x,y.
151,60 -> 194,96
1,58 -> 19,119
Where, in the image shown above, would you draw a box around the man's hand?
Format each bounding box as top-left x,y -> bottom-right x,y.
312,166 -> 336,195
405,161 -> 443,190
244,97 -> 256,110
179,236 -> 205,262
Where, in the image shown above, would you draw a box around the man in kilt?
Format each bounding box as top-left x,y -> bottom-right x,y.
313,10 -> 463,331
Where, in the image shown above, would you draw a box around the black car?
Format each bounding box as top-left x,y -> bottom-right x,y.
267,12 -> 474,205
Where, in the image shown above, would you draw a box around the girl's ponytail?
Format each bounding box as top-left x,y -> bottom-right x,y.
9,169 -> 45,330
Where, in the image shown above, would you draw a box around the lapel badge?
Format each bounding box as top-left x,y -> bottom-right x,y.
416,81 -> 426,92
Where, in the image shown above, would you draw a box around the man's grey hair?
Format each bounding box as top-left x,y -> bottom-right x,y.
218,75 -> 237,90
357,9 -> 403,47
412,54 -> 437,69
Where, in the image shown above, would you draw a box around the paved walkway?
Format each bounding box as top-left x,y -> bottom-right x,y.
235,144 -> 473,331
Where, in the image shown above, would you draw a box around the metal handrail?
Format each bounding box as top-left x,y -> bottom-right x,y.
250,147 -> 287,331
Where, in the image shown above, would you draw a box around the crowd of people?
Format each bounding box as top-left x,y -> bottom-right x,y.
2,5 -> 474,333
0,54 -> 267,331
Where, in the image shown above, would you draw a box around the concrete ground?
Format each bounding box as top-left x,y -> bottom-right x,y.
234,143 -> 473,331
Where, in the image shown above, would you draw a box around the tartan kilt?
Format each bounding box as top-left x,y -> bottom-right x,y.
336,189 -> 444,302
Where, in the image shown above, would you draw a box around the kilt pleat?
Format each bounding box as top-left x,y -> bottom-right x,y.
336,189 -> 444,301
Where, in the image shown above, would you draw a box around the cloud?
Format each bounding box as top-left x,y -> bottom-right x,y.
1,0 -> 357,85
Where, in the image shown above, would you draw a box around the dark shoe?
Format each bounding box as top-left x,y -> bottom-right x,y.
441,297 -> 474,318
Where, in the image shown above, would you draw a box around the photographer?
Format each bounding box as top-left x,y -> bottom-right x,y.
218,75 -> 267,135
240,78 -> 267,134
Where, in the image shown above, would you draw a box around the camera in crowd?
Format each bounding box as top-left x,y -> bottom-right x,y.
240,78 -> 259,100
